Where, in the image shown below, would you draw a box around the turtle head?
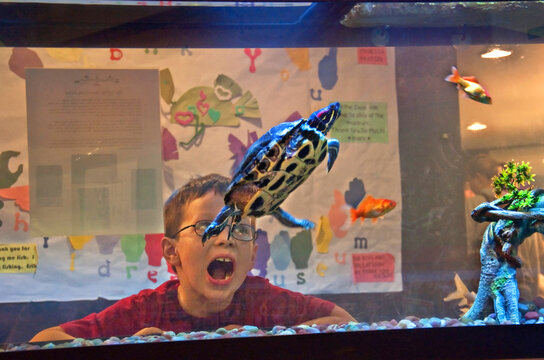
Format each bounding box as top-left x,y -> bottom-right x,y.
307,102 -> 341,135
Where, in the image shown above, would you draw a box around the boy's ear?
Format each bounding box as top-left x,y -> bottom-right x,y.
162,237 -> 181,268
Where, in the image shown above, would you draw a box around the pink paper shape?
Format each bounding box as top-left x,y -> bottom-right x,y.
357,47 -> 388,65
145,233 -> 164,267
196,90 -> 209,116
162,127 -> 178,161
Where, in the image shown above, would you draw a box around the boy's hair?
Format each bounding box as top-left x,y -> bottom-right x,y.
164,173 -> 230,239
465,153 -> 502,179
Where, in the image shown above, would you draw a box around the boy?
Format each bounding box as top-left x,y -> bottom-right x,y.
31,174 -> 355,341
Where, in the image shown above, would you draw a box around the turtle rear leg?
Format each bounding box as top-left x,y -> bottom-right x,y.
271,207 -> 314,229
326,139 -> 340,173
201,205 -> 242,244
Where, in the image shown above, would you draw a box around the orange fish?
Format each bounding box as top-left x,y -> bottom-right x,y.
350,194 -> 396,223
445,66 -> 492,104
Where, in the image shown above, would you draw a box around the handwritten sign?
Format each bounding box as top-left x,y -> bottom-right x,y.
352,252 -> 394,283
358,47 -> 388,65
0,243 -> 38,273
331,102 -> 388,143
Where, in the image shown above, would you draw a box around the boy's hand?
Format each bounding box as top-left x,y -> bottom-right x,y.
133,327 -> 164,336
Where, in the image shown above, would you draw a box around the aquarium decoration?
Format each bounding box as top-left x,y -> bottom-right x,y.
340,2 -> 544,32
201,102 -> 341,244
462,161 -> 544,324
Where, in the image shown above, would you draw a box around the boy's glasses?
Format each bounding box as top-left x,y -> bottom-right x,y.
171,220 -> 256,242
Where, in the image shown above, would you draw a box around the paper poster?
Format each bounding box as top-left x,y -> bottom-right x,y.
25,68 -> 163,236
0,47 -> 402,302
0,243 -> 37,273
330,102 -> 388,143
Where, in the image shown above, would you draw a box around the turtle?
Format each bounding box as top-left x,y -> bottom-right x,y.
201,102 -> 341,244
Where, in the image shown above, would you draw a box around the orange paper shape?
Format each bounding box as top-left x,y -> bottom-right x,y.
0,185 -> 29,212
328,190 -> 348,238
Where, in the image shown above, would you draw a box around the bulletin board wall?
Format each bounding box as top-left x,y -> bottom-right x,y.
0,47 -> 402,303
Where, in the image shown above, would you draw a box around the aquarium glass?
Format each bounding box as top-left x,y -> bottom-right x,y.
0,1 -> 543,357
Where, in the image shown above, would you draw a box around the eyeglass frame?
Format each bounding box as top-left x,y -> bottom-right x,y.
168,219 -> 257,242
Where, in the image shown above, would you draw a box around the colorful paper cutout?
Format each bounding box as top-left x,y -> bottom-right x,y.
0,151 -> 23,188
270,230 -> 291,271
318,47 -> 338,90
68,235 -> 94,272
0,185 -> 29,212
120,234 -> 146,263
46,48 -> 83,62
328,190 -> 348,238
159,68 -> 175,104
144,233 -> 163,267
167,73 -> 260,132
162,127 -> 179,161
228,130 -> 258,177
316,215 -> 333,254
96,235 -> 120,255
244,48 -> 261,73
285,111 -> 302,123
290,229 -> 312,270
285,48 -> 310,71
8,48 -> 43,79
110,48 -> 123,61
253,229 -> 270,277
68,235 -> 94,251
344,178 -> 366,209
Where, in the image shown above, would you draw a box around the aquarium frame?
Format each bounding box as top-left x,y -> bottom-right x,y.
2,324 -> 544,359
1,1 -> 544,359
2,0 -> 544,47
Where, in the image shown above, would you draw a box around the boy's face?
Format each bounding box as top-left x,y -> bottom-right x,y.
164,191 -> 258,312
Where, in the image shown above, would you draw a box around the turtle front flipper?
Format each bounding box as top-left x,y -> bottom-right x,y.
326,138 -> 340,173
271,207 -> 315,229
201,205 -> 242,244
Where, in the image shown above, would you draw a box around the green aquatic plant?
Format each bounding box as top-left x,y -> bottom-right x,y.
491,160 -> 536,211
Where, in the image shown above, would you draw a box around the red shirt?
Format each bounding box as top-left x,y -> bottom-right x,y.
60,276 -> 335,338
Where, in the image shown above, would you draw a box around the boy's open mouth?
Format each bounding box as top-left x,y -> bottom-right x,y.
207,257 -> 234,280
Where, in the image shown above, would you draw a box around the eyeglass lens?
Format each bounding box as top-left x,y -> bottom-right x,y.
194,220 -> 255,241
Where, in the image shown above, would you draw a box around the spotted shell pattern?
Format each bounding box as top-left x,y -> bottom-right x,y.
227,122 -> 329,217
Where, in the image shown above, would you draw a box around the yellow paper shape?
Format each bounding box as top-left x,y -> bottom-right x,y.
316,215 -> 333,254
68,235 -> 94,271
160,68 -> 175,104
0,243 -> 38,273
46,48 -> 83,62
68,235 -> 94,250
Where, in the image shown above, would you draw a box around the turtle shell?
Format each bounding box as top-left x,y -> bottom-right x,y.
225,118 -> 329,217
